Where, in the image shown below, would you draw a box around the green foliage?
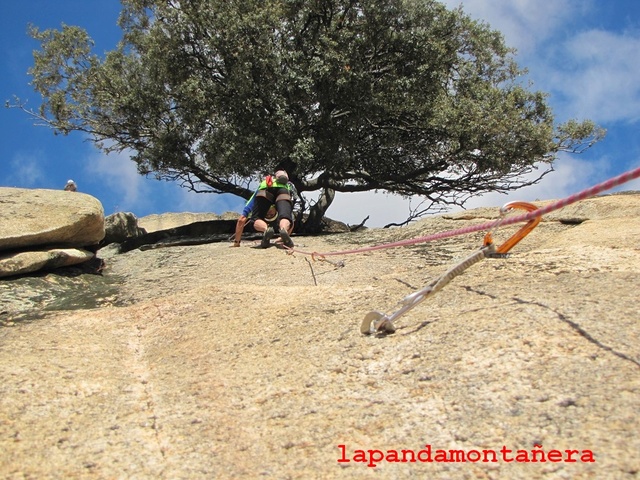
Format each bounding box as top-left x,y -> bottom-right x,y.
18,0 -> 603,229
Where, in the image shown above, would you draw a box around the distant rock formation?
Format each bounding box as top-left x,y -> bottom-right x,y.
138,212 -> 229,233
118,219 -> 239,253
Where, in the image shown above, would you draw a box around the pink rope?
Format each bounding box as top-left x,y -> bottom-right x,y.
293,165 -> 640,257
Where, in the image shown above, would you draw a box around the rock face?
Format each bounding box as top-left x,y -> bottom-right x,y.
0,187 -> 104,277
118,219 -> 239,253
0,193 -> 639,479
138,212 -> 227,233
0,187 -> 105,251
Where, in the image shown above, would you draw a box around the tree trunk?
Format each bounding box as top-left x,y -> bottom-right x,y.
303,187 -> 335,233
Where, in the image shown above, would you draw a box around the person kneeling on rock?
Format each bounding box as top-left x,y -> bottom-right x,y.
232,170 -> 295,249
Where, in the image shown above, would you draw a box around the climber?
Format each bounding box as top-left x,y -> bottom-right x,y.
232,170 -> 296,248
64,180 -> 77,192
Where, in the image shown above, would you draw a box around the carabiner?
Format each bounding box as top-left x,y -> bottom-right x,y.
483,201 -> 541,254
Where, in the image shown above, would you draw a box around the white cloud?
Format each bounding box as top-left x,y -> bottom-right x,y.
440,0 -> 591,54
84,147 -> 245,216
173,188 -> 218,212
85,149 -> 148,213
329,191 -> 418,227
172,186 -> 244,214
437,3 -> 640,126
5,152 -> 47,188
463,155 -> 605,209
550,30 -> 640,123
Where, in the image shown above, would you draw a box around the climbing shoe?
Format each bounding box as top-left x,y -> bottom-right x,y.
261,227 -> 275,248
280,230 -> 294,248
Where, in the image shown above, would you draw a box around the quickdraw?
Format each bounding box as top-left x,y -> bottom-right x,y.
361,201 -> 541,335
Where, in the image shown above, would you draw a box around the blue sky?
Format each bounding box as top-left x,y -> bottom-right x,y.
2,1 -> 639,226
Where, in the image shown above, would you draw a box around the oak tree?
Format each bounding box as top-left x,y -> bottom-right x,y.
16,0 -> 603,230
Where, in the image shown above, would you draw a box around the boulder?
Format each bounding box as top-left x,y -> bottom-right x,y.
0,248 -> 95,278
0,188 -> 105,252
102,212 -> 146,246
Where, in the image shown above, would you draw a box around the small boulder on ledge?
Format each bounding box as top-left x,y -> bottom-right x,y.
0,187 -> 105,252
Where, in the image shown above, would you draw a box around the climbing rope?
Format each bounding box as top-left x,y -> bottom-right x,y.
288,165 -> 640,259
283,165 -> 640,334
360,166 -> 640,334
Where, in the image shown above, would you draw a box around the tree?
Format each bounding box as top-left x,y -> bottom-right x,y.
13,0 -> 604,231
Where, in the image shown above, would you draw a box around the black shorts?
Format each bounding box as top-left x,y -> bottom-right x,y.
255,187 -> 293,222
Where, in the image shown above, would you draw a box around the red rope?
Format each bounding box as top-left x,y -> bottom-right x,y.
292,165 -> 640,257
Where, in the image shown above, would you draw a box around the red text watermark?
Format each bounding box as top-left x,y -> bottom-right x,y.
337,444 -> 595,468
